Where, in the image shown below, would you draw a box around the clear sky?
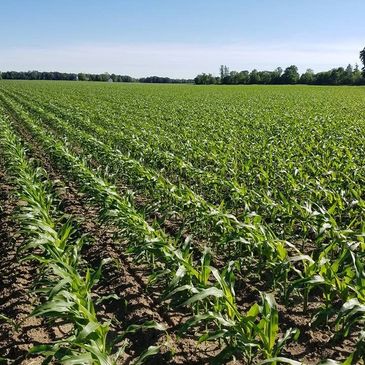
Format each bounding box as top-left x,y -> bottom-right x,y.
0,0 -> 364,77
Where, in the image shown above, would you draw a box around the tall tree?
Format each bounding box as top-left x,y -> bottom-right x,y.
237,70 -> 250,84
194,73 -> 216,85
78,73 -> 87,81
219,65 -> 230,83
353,63 -> 363,84
344,64 -> 353,84
360,47 -> 365,75
249,69 -> 260,84
272,67 -> 283,84
100,72 -> 110,82
281,65 -> 299,84
299,69 -> 315,84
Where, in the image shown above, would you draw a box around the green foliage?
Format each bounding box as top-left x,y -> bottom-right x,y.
1,81 -> 365,363
195,63 -> 365,85
360,47 -> 365,74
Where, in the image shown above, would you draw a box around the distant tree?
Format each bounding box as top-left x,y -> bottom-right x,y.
249,69 -> 260,84
69,73 -> 78,81
328,67 -> 346,85
219,65 -> 230,83
299,69 -> 315,84
228,71 -> 239,84
78,73 -> 87,81
353,64 -> 364,85
0,71 -> 2,80
194,73 -> 216,85
40,72 -> 50,80
29,70 -> 40,80
219,65 -> 223,79
237,70 -> 250,84
271,67 -> 283,84
258,71 -> 273,84
360,47 -> 365,75
281,65 -> 299,84
100,72 -> 110,82
219,65 -> 229,79
314,70 -> 331,85
344,64 -> 353,84
120,75 -> 134,82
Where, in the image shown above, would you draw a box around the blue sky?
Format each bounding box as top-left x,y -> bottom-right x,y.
0,0 -> 364,77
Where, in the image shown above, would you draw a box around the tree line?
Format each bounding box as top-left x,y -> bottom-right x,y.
195,47 -> 365,85
195,64 -> 365,85
0,70 -> 193,84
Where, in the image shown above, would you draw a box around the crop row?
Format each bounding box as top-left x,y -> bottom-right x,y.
0,116 -> 120,364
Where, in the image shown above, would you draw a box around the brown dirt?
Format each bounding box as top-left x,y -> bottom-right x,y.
279,301 -> 359,364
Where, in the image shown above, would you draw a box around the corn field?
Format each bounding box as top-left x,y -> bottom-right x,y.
0,81 -> 364,365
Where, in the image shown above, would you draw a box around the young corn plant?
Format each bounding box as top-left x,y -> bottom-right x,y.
179,290 -> 299,364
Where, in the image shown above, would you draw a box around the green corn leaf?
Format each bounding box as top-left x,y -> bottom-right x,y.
132,346 -> 160,365
259,357 -> 302,365
181,287 -> 224,307
60,352 -> 94,365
